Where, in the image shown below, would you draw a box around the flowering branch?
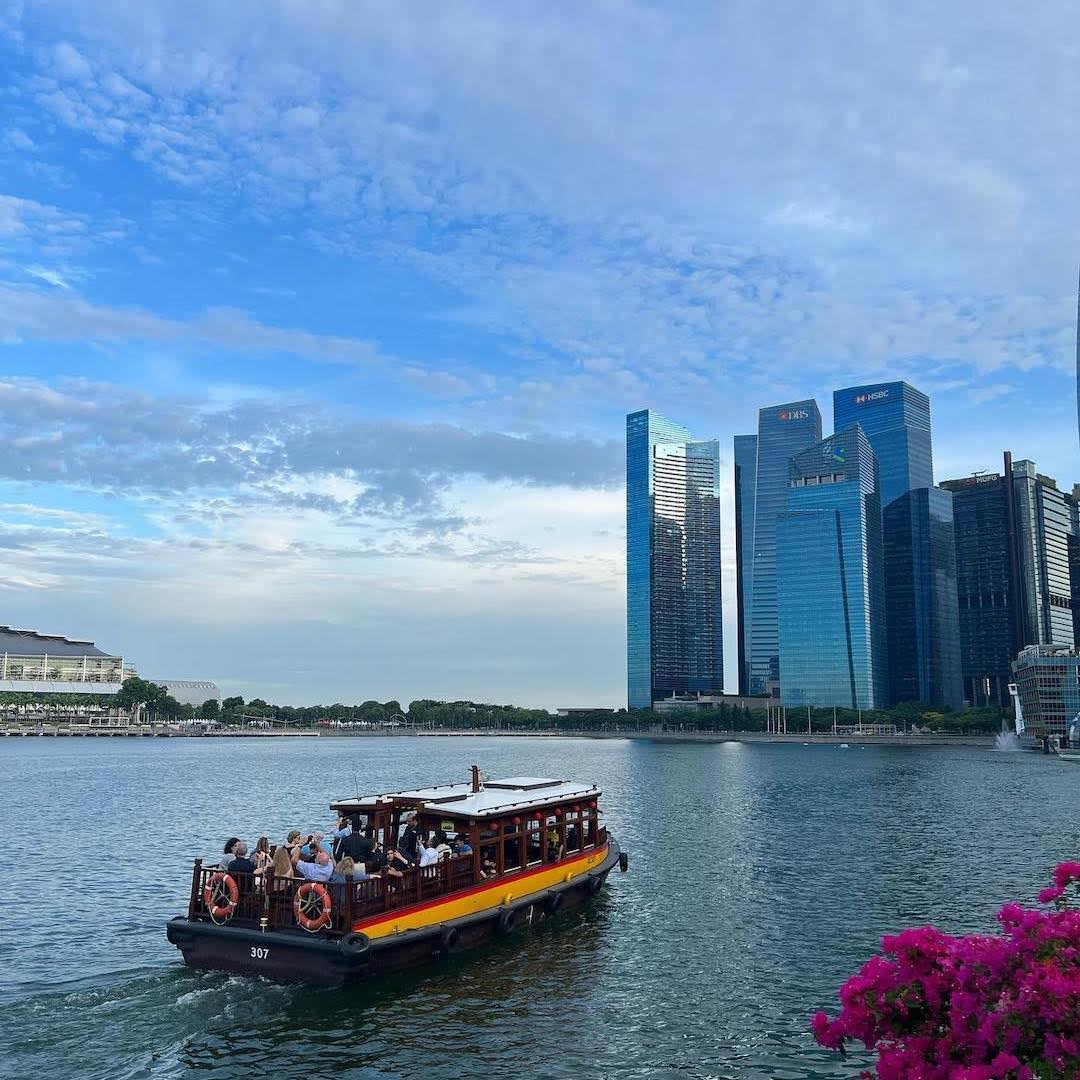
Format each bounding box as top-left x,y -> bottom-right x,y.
811,862 -> 1080,1078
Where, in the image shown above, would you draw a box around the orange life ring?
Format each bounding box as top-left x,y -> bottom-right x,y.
203,872 -> 239,922
293,881 -> 332,932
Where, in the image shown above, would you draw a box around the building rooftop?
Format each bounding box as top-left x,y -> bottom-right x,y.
333,775 -> 600,820
0,626 -> 113,658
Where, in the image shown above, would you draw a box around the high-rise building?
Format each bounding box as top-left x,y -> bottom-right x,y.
776,425 -> 888,708
625,410 -> 723,709
882,487 -> 964,709
1012,645 -> 1080,738
941,453 -> 1077,706
833,381 -> 932,508
733,433 -> 758,696
747,400 -> 822,695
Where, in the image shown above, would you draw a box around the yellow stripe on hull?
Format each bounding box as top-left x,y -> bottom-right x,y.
359,844 -> 609,940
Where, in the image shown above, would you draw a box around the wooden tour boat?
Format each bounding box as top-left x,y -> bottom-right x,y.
166,766 -> 627,983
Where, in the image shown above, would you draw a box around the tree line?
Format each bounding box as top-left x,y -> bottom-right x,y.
0,677 -> 1005,734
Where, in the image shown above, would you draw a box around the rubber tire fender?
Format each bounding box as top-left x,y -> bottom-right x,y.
545,890 -> 564,916
497,908 -> 515,934
589,874 -> 603,896
339,931 -> 370,961
440,925 -> 460,952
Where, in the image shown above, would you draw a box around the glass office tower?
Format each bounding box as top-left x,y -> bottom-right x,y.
733,433 -> 758,695
776,425 -> 888,708
626,410 -> 723,709
882,487 -> 964,709
941,453 -> 1078,706
833,381 -> 932,509
748,400 -> 822,696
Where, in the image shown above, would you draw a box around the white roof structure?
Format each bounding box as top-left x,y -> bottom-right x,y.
334,775 -> 600,820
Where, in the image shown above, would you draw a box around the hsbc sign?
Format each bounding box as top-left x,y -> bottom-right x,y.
779,409 -> 810,421
854,389 -> 889,405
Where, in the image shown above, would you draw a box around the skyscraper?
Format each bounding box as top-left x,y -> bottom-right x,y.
747,400 -> 822,695
882,487 -> 964,710
941,453 -> 1078,706
776,425 -> 888,708
626,410 -> 723,709
733,433 -> 758,696
833,381 -> 932,508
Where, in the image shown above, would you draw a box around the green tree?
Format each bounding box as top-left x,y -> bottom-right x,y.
221,695 -> 244,711
199,699 -> 220,720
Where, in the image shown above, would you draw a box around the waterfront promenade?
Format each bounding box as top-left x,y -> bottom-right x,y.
0,722 -> 995,747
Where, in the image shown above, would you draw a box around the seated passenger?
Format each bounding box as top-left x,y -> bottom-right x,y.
266,846 -> 294,889
291,847 -> 335,882
432,832 -> 452,861
253,836 -> 271,869
418,838 -> 440,867
220,837 -> 240,868
452,836 -> 473,855
546,827 -> 563,862
480,849 -> 497,878
330,856 -> 368,883
283,830 -> 303,858
227,840 -> 257,875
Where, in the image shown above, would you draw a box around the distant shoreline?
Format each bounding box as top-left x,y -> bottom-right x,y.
1,724 -> 1002,748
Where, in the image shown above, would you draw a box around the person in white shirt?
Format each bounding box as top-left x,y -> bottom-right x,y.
418,840 -> 439,867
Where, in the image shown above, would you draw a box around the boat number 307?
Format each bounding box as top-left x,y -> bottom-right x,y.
249,947 -> 270,959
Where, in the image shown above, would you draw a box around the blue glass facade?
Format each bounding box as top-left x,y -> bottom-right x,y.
882,487 -> 964,709
733,433 -> 757,695
748,400 -> 822,695
776,425 -> 888,708
833,382 -> 932,509
626,410 -> 723,709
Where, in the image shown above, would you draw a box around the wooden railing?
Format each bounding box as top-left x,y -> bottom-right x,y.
187,831 -> 609,937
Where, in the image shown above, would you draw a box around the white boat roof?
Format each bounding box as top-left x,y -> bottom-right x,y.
333,775 -> 600,819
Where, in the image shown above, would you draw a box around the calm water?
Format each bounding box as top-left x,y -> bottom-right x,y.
2,736 -> 1078,1079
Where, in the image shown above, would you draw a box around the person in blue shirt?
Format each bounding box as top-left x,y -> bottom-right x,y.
299,832 -> 333,859
291,848 -> 335,882
452,836 -> 472,855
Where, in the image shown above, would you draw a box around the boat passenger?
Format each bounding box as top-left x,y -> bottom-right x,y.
335,818 -> 375,865
432,831 -> 452,861
253,836 -> 270,869
291,847 -> 335,882
330,856 -> 364,883
546,826 -> 563,862
398,813 -> 419,864
300,832 -> 332,859
227,840 -> 257,876
452,836 -> 472,855
418,839 -> 440,867
283,830 -> 303,857
220,838 -> 240,868
268,846 -> 294,889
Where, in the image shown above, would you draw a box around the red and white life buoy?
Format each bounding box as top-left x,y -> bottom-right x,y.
293,881 -> 332,932
203,872 -> 239,922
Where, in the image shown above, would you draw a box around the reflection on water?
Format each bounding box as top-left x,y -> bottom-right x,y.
3,736 -> 1079,1079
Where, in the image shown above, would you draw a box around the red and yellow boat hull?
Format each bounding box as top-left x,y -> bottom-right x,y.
356,843 -> 611,939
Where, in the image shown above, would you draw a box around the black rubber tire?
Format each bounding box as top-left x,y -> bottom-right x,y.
497,908 -> 515,934
545,891 -> 564,915
589,875 -> 603,896
339,931 -> 370,960
440,926 -> 459,951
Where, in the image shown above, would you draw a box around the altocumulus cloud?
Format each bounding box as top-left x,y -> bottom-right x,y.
0,377 -> 623,522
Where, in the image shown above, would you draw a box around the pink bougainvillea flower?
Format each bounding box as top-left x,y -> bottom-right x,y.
812,861 -> 1080,1078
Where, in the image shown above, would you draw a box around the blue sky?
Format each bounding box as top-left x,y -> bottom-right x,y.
0,2 -> 1077,706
